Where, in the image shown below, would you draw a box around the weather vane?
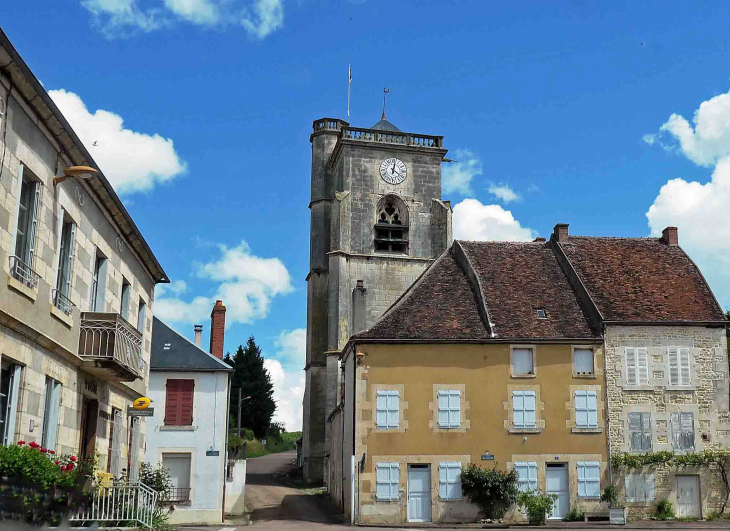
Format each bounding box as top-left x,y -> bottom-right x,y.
382,88 -> 391,120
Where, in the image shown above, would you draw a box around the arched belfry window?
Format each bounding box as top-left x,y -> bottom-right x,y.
374,195 -> 409,254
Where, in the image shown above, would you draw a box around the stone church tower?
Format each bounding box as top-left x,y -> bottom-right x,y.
302,115 -> 453,482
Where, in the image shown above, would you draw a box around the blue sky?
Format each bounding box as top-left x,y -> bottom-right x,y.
4,1 -> 730,429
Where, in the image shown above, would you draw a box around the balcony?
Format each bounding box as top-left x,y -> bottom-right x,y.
78,312 -> 143,382
8,255 -> 40,291
162,487 -> 191,505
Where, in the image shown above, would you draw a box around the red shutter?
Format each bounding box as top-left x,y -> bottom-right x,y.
165,380 -> 180,425
180,380 -> 194,425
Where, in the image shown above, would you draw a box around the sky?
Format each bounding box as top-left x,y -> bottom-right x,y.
3,1 -> 730,431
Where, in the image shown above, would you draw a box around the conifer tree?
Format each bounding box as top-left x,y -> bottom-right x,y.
229,336 -> 276,439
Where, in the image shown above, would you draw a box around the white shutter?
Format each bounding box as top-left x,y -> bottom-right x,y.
45,382 -> 61,452
587,391 -> 598,427
625,348 -> 637,385
438,391 -> 449,428
524,391 -> 536,427
9,163 -> 25,258
577,461 -> 586,497
668,347 -> 679,385
376,463 -> 390,499
679,348 -> 690,385
574,349 -> 594,375
2,365 -> 22,445
386,391 -> 399,429
513,392 -> 524,427
439,462 -> 462,500
449,391 -> 461,428
643,473 -> 655,501
27,181 -> 41,268
575,390 -> 588,427
53,207 -> 65,289
376,392 -> 387,428
64,223 -> 76,297
528,462 -> 537,490
637,347 -> 648,384
625,474 -> 636,502
513,348 -> 534,375
577,461 -> 600,498
389,463 -> 399,500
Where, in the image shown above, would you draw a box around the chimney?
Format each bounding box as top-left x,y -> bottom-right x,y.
209,300 -> 226,359
662,226 -> 678,246
352,280 -> 367,335
194,325 -> 203,347
552,223 -> 569,243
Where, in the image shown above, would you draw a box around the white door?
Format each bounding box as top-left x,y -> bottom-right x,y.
408,465 -> 432,523
677,476 -> 700,518
546,465 -> 569,519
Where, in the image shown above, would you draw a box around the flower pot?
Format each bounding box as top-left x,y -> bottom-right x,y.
529,511 -> 547,525
609,507 -> 627,525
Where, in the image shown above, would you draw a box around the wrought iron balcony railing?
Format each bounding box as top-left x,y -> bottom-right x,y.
9,255 -> 40,290
162,487 -> 191,505
52,289 -> 75,316
78,312 -> 143,381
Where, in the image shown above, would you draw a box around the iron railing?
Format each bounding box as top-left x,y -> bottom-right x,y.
78,312 -> 142,378
70,481 -> 158,530
52,289 -> 75,316
342,126 -> 443,148
162,487 -> 191,505
9,255 -> 40,290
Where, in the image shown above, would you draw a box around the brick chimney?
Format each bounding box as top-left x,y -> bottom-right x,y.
194,325 -> 203,347
209,300 -> 226,359
662,226 -> 678,246
552,223 -> 569,243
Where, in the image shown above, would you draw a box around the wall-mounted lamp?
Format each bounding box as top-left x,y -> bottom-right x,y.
53,165 -> 98,187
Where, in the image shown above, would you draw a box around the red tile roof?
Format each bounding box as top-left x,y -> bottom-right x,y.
559,237 -> 725,322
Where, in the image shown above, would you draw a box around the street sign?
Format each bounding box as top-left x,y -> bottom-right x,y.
481,453 -> 494,461
206,450 -> 220,456
128,407 -> 154,417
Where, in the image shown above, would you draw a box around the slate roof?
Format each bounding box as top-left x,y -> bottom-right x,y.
150,317 -> 233,372
371,119 -> 401,132
559,237 -> 726,322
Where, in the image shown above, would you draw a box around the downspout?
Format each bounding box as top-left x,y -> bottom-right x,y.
352,341 -> 358,525
341,363 -> 346,513
222,371 -> 232,523
602,323 -> 613,487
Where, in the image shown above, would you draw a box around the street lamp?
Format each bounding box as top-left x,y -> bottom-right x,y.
53,165 -> 98,187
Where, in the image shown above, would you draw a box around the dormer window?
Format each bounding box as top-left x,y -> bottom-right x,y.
374,195 -> 409,254
536,309 -> 547,319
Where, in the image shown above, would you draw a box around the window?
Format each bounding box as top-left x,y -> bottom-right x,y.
438,390 -> 461,429
577,461 -> 601,498
515,461 -> 538,492
90,250 -> 107,312
107,408 -> 123,476
41,377 -> 61,451
374,196 -> 408,254
54,218 -> 76,315
625,347 -> 648,386
671,412 -> 695,450
165,379 -> 194,426
121,278 -> 131,321
625,473 -> 655,502
375,390 -> 399,429
137,298 -> 147,333
12,174 -> 41,270
668,347 -> 691,386
0,364 -> 22,446
439,462 -> 462,500
574,349 -> 594,375
375,462 -> 400,501
574,390 -> 598,428
536,309 -> 547,319
512,348 -> 534,376
512,391 -> 536,428
628,412 -> 652,451
162,453 -> 192,504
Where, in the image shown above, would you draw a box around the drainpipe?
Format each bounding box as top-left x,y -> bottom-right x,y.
222,371 -> 232,523
602,323 -> 613,487
352,341 -> 358,525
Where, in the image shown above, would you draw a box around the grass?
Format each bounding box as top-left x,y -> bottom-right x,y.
244,431 -> 302,459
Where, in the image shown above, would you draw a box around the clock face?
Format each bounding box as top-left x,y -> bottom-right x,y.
379,158 -> 407,185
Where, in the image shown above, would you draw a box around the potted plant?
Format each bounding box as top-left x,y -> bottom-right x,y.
517,490 -> 558,525
601,485 -> 626,525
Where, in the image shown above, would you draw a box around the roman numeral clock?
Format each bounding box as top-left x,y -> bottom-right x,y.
379,157 -> 407,185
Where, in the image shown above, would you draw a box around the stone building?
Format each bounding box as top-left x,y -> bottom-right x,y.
303,116 -> 452,481
0,29 -> 167,475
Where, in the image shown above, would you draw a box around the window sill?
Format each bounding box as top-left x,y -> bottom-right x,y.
510,374 -> 536,379
7,274 -> 37,301
666,385 -> 696,391
509,427 -> 542,434
571,427 -> 603,433
50,306 -> 73,328
572,374 -> 598,379
622,386 -> 652,391
439,497 -> 462,502
374,427 -> 401,431
160,425 -> 196,431
578,497 -> 601,501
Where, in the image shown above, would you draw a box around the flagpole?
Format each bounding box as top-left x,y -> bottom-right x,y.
347,64 -> 351,123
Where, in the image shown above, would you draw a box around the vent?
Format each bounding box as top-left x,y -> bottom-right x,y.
536,309 -> 547,319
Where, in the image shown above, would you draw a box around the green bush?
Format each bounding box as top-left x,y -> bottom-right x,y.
655,499 -> 675,520
460,464 -> 519,520
564,505 -> 585,522
518,490 -> 558,525
601,485 -> 619,508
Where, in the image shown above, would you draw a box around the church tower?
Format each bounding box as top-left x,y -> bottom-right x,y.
302,115 -> 452,482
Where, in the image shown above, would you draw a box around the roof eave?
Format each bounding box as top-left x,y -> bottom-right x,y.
603,320 -> 728,327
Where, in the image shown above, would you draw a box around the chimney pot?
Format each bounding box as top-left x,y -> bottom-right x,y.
662,226 -> 678,246
209,301 -> 227,359
194,325 -> 203,347
552,223 -> 569,243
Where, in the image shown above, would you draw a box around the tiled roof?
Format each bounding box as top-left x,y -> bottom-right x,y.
559,237 -> 725,322
151,317 -> 233,372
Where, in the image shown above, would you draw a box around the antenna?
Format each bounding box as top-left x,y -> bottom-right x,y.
382,88 -> 391,120
347,64 -> 352,123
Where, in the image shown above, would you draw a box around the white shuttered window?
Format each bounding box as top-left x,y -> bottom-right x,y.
515,461 -> 538,492
577,461 -> 601,498
438,390 -> 461,429
574,349 -> 594,375
575,390 -> 598,428
671,412 -> 695,450
512,348 -> 534,376
375,390 -> 399,429
512,391 -> 536,428
625,473 -> 655,502
439,462 -> 462,500
625,347 -> 649,386
668,347 -> 691,386
376,462 -> 400,500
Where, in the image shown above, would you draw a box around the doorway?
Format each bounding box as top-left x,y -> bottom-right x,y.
407,464 -> 431,523
78,398 -> 99,460
676,475 -> 700,518
546,464 -> 569,519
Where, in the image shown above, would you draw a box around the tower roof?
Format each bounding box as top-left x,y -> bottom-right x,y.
371,118 -> 401,132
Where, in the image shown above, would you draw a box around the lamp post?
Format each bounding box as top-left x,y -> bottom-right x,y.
53,165 -> 98,187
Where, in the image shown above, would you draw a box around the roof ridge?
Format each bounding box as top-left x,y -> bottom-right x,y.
453,241 -> 495,337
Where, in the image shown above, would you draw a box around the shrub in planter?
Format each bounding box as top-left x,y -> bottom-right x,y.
517,490 -> 558,525
655,499 -> 675,520
565,505 -> 586,522
460,464 -> 519,520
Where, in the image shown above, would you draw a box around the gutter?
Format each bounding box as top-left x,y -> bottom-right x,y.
603,320 -> 727,327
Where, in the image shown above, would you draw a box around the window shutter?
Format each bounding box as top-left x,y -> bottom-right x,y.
637,347 -> 648,385
625,475 -> 636,502
390,463 -> 399,500
587,391 -> 598,427
438,391 -> 449,428
27,181 -> 41,268
439,463 -> 447,499
641,413 -> 652,450
513,348 -> 534,375
628,413 -> 641,450
65,223 -> 76,297
680,412 -> 694,449
387,391 -> 399,429
626,348 -> 637,385
670,412 -> 680,448
513,392 -> 524,427
644,473 -> 655,501
165,380 -> 180,425
575,390 -> 588,427
574,349 -> 594,375
376,392 -> 387,428
668,347 -> 679,385
376,463 -> 390,500
679,348 -> 690,385
180,380 -> 194,425
524,391 -> 536,427
449,391 -> 461,428
577,462 -> 586,497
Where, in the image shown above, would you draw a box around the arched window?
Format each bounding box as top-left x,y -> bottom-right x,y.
374,195 -> 409,254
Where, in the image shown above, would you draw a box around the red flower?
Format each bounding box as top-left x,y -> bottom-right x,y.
66,463 -> 74,470
55,460 -> 60,466
29,442 -> 39,449
69,455 -> 77,462
41,448 -> 48,453
17,441 -> 24,445
48,450 -> 55,455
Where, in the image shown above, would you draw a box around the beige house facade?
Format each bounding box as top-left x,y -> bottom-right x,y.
0,29 -> 168,477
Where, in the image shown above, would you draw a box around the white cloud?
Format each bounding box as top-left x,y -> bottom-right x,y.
154,241 -> 293,325
264,359 -> 304,432
49,89 -> 187,194
241,0 -> 284,39
442,149 -> 482,196
164,0 -> 219,24
81,0 -> 165,34
452,198 -> 537,242
488,183 -> 521,203
156,279 -> 188,298
645,81 -> 730,167
274,329 -> 306,365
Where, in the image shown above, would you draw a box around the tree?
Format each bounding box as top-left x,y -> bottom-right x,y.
229,336 -> 276,439
460,464 -> 519,520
